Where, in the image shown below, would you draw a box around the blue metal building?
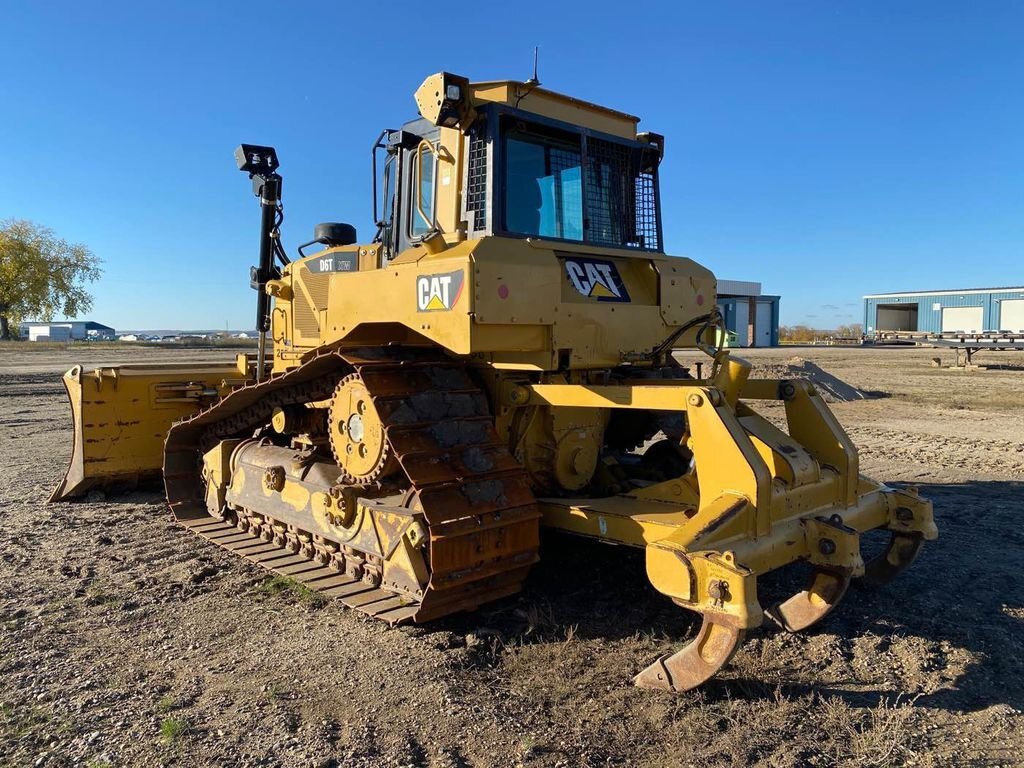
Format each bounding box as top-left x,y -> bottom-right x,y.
864,287 -> 1024,334
19,320 -> 115,341
717,280 -> 780,347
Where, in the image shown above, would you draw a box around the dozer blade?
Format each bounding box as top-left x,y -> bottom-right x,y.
50,360 -> 250,501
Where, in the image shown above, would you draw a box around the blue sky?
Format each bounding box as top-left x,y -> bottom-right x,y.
1,1 -> 1020,330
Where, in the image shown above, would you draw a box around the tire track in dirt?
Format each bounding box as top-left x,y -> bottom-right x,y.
850,425 -> 1024,478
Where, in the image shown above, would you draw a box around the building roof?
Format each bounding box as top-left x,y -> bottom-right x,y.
718,279 -> 762,297
864,287 -> 1024,299
19,320 -> 113,330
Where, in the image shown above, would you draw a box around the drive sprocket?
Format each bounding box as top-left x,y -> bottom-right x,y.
327,373 -> 398,483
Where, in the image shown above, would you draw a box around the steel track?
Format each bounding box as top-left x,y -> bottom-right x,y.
164,345 -> 541,624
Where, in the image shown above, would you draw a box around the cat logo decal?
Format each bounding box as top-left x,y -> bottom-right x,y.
416,270 -> 465,312
563,257 -> 630,302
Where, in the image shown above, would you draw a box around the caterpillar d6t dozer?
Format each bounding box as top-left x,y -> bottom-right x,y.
53,72 -> 936,691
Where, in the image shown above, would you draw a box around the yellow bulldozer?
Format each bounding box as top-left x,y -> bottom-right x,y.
51,72 -> 936,692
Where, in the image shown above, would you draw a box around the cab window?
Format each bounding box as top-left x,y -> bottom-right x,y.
410,144 -> 435,237
498,116 -> 662,250
379,153 -> 397,247
504,128 -> 583,241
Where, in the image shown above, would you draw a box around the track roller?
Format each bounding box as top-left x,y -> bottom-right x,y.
766,566 -> 852,633
634,615 -> 744,692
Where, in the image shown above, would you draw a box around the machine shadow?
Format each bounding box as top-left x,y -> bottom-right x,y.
435,479 -> 1023,715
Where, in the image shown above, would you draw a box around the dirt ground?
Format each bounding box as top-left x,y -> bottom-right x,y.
1,343 -> 1022,767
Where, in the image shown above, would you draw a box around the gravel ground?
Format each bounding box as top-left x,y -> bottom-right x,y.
1,343 -> 1022,767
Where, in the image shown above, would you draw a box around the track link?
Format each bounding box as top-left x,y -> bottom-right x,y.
164,345 -> 541,623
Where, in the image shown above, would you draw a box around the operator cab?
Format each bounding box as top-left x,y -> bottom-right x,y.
373,74 -> 665,263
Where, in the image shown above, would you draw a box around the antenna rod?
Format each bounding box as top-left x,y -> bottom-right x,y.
528,46 -> 540,86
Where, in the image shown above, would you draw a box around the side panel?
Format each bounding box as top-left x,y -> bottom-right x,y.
470,247 -> 560,325
321,241 -> 478,356
272,243 -> 380,369
300,237 -> 715,371
471,238 -> 714,367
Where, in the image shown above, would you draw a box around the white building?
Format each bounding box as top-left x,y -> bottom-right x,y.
19,320 -> 115,341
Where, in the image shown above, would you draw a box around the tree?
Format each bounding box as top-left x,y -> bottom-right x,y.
780,324 -> 817,343
0,219 -> 101,339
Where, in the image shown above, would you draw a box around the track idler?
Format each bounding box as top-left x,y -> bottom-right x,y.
634,615 -> 745,693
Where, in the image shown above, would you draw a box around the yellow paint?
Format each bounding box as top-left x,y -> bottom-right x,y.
52,361 -> 249,500
280,479 -> 310,511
